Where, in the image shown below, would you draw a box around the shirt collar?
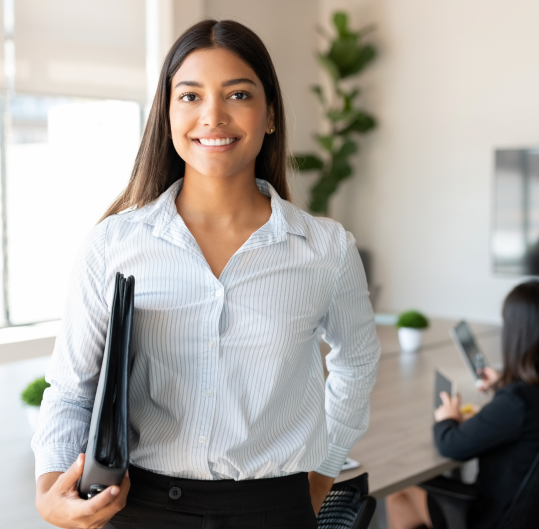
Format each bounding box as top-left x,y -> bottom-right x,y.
122,178 -> 308,243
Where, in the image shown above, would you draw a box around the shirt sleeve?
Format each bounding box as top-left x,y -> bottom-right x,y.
315,227 -> 381,477
31,218 -> 111,480
433,387 -> 526,461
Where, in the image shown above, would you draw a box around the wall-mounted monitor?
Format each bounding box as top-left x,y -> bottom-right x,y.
492,149 -> 539,275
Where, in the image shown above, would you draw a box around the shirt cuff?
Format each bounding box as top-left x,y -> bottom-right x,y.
33,444 -> 81,481
315,443 -> 350,478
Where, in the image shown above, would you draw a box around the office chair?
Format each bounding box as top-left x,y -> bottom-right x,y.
317,472 -> 376,529
495,450 -> 539,529
420,475 -> 477,529
421,451 -> 539,529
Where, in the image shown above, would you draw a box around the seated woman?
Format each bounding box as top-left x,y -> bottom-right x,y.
386,280 -> 539,529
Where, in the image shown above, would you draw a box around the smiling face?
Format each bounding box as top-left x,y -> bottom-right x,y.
169,47 -> 274,181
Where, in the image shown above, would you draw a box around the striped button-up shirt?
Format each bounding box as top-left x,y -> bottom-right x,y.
32,178 -> 380,481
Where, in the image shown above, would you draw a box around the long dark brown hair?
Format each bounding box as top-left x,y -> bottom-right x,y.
100,19 -> 290,221
497,281 -> 539,387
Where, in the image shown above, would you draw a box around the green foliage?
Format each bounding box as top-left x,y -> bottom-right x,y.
293,154 -> 324,171
396,311 -> 430,330
295,11 -> 377,213
21,376 -> 50,406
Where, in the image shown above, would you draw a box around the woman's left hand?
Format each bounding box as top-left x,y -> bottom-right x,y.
434,392 -> 463,423
308,471 -> 335,515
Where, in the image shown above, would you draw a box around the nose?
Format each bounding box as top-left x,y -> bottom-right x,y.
199,95 -> 229,129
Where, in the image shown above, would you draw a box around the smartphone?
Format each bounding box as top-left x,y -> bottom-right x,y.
434,368 -> 454,409
341,458 -> 361,471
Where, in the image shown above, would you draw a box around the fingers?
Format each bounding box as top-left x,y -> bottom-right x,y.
79,484 -> 122,517
120,471 -> 131,493
455,393 -> 461,407
476,379 -> 488,391
484,367 -> 499,382
55,454 -> 85,493
439,391 -> 450,406
87,476 -> 131,524
80,471 -> 131,518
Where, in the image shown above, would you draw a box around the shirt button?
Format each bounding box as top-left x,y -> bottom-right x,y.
215,290 -> 223,298
208,340 -> 215,348
169,486 -> 182,500
205,389 -> 212,397
198,435 -> 206,444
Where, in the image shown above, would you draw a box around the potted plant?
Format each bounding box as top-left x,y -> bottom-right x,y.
396,310 -> 429,352
293,11 -> 377,215
21,376 -> 50,432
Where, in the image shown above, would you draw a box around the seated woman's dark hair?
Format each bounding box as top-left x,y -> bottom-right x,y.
498,281 -> 539,387
101,19 -> 290,221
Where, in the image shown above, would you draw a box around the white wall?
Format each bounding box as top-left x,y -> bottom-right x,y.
320,0 -> 539,322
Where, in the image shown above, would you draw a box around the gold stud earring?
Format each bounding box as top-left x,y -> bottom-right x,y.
269,127 -> 275,134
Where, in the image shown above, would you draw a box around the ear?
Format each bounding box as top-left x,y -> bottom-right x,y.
266,103 -> 275,133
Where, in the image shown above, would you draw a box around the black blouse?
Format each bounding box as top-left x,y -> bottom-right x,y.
434,382 -> 539,528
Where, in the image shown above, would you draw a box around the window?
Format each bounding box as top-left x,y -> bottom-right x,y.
0,0 -> 146,325
7,96 -> 141,324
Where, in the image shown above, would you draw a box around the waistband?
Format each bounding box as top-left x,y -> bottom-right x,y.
128,465 -> 312,515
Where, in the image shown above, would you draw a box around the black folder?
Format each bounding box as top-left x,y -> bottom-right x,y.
79,272 -> 135,499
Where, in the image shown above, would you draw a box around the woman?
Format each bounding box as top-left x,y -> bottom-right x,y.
32,19 -> 380,529
386,281 -> 539,529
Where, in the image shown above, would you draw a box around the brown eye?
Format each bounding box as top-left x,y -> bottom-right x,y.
230,92 -> 249,100
180,93 -> 199,102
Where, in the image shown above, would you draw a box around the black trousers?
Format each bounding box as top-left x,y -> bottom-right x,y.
106,464 -> 317,529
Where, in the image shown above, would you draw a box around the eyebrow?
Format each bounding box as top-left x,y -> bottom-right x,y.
222,78 -> 256,87
174,78 -> 257,89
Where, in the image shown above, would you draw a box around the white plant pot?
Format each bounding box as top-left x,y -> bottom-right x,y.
398,327 -> 423,352
26,406 -> 41,432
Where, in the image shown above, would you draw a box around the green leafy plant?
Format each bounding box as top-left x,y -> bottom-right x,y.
21,376 -> 50,407
396,311 -> 430,330
293,12 -> 377,214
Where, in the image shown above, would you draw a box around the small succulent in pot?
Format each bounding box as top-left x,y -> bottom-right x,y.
21,376 -> 50,431
396,310 -> 429,352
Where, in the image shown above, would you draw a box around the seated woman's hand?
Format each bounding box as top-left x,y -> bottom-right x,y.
434,392 -> 463,423
36,453 -> 130,529
476,366 -> 500,392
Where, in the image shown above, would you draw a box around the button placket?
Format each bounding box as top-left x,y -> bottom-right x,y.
194,279 -> 222,477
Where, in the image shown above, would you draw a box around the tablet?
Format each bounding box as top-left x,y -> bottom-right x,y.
434,368 -> 454,409
450,321 -> 488,381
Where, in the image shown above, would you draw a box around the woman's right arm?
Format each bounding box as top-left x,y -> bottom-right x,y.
32,218 -> 130,526
433,387 -> 526,461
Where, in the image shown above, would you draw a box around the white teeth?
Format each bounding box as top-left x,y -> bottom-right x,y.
199,137 -> 237,146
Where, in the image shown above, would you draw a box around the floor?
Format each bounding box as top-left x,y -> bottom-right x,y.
1,355 -> 53,529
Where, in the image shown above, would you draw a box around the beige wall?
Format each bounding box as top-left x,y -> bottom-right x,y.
320,0 -> 539,322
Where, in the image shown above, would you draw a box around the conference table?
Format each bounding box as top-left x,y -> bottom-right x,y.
324,319 -> 502,499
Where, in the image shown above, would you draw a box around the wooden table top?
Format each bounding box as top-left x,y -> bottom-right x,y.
328,318 -> 502,498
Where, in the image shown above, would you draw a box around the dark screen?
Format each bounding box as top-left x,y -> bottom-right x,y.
434,370 -> 452,409
454,321 -> 486,378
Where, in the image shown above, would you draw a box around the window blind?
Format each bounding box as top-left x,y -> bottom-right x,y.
14,0 -> 146,102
